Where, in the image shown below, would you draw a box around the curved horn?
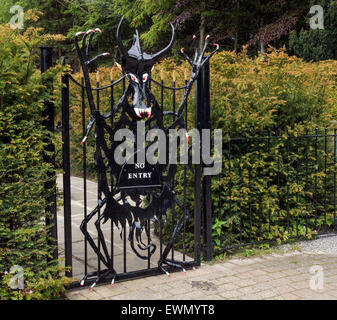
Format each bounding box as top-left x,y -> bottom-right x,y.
117,16 -> 128,56
151,23 -> 175,60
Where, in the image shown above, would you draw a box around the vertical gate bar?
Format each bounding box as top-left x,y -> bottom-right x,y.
159,80 -> 164,259
314,128 -> 318,230
160,80 -> 164,121
295,131 -> 299,236
305,129 -> 309,234
123,224 -> 127,273
110,82 -> 114,269
267,131 -> 271,233
81,77 -> 88,276
286,131 -> 290,232
147,70 -> 151,269
324,127 -> 328,232
96,81 -> 101,277
61,58 -> 72,277
183,79 -> 188,261
123,75 -> 127,273
200,59 -> 213,261
228,131 -> 232,247
333,129 -> 337,232
248,156 -> 252,242
172,81 -> 176,262
238,135 -> 242,243
194,65 -> 202,265
277,131 -> 280,228
41,47 -> 58,261
147,219 -> 151,269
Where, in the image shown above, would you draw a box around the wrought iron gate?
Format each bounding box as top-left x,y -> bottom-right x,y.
42,43 -> 214,287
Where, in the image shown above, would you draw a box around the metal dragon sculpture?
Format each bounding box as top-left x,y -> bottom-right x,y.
74,16 -> 219,289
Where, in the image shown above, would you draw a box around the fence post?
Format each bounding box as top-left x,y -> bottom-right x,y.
194,71 -> 202,265
61,57 -> 73,277
40,47 -> 58,261
195,58 -> 213,262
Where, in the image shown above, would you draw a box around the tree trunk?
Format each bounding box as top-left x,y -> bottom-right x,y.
234,1 -> 240,51
199,0 -> 206,53
259,17 -> 265,61
260,39 -> 265,58
234,30 -> 238,51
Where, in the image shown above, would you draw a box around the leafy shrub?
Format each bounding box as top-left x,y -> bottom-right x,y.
209,48 -> 337,252
0,14 -> 71,300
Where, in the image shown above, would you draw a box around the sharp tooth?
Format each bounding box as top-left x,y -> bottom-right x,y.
135,108 -> 141,117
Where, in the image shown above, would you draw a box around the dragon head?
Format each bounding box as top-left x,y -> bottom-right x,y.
117,16 -> 175,119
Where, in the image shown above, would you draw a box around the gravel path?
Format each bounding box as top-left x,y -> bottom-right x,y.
281,233 -> 337,255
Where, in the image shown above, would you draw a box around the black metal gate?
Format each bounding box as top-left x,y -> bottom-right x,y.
42,46 -> 214,288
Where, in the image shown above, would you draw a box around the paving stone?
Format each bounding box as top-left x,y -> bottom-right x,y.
217,282 -> 239,292
66,292 -> 87,300
259,289 -> 279,299
239,294 -> 263,300
216,275 -> 242,285
94,283 -> 133,298
234,279 -> 257,288
106,287 -> 159,300
266,295 -> 284,300
292,289 -> 334,300
217,290 -> 242,299
238,286 -> 261,295
274,285 -> 296,294
289,281 -> 310,290
325,290 -> 337,298
267,277 -> 293,287
281,293 -> 302,300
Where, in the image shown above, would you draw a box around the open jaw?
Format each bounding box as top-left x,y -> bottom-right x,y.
134,107 -> 152,119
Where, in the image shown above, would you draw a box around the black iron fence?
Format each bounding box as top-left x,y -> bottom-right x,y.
212,129 -> 337,254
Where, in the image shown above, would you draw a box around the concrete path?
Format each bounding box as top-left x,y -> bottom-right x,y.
60,175 -> 337,300
67,249 -> 337,300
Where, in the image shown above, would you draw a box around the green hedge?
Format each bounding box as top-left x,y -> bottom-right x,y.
0,15 -> 70,300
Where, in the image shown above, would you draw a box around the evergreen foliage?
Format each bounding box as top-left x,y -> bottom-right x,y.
0,12 -> 70,300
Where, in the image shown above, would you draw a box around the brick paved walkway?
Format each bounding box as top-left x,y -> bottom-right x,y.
67,250 -> 337,300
